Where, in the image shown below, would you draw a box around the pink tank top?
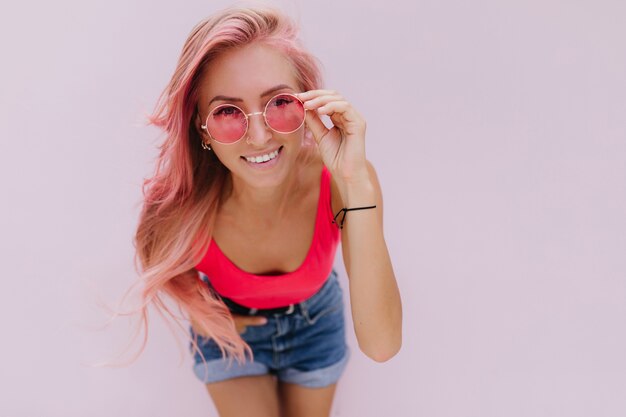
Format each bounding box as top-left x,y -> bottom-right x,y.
195,167 -> 340,309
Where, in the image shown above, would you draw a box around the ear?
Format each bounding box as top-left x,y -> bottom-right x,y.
194,111 -> 208,138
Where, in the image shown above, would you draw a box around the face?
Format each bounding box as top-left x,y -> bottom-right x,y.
195,43 -> 305,190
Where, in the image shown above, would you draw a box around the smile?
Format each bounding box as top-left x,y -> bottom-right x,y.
242,146 -> 283,164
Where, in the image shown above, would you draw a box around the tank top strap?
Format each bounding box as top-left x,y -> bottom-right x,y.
319,166 -> 335,225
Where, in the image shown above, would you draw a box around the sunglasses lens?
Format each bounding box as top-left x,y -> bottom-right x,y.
206,105 -> 247,143
265,94 -> 305,133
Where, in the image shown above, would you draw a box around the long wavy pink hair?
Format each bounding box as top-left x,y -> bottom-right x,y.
128,6 -> 323,367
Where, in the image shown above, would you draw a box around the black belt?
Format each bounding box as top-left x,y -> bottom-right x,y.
220,295 -> 298,317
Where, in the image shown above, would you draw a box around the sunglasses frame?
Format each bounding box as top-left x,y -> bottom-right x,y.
201,92 -> 306,145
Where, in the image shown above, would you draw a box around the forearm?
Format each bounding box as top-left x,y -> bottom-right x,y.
339,180 -> 403,362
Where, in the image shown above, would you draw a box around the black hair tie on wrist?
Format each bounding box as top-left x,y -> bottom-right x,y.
332,205 -> 377,229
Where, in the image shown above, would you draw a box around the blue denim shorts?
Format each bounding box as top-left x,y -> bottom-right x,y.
189,270 -> 350,388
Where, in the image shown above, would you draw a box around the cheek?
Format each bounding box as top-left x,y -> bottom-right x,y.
219,147 -> 237,159
210,145 -> 240,167
277,131 -> 304,156
290,128 -> 315,153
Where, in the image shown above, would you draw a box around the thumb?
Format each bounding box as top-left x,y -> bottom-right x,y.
304,109 -> 329,145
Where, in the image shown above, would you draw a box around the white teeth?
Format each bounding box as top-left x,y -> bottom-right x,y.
246,148 -> 280,164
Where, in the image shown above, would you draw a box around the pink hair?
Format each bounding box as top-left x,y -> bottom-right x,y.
126,6 -> 323,369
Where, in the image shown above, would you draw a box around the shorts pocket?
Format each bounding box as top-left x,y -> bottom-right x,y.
302,279 -> 344,325
303,303 -> 343,325
240,320 -> 276,342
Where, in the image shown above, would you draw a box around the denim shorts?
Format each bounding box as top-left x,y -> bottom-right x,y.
189,270 -> 350,388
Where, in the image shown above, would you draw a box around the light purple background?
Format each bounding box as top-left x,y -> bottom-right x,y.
1,0 -> 625,416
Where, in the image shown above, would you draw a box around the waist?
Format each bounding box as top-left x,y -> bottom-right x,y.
219,295 -> 300,317
196,262 -> 337,309
207,269 -> 339,317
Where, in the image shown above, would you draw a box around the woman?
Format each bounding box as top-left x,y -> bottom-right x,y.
134,6 -> 402,417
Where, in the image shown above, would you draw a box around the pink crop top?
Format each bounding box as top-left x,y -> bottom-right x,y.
195,167 -> 340,309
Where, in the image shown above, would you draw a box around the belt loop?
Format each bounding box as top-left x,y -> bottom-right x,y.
298,299 -> 308,317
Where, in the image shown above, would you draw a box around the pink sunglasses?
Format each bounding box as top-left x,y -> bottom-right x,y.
201,93 -> 306,144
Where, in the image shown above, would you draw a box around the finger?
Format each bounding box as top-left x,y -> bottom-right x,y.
248,316 -> 268,326
297,89 -> 339,101
317,102 -> 364,127
303,95 -> 344,111
316,101 -> 353,117
231,315 -> 267,334
234,315 -> 267,326
304,109 -> 329,144
318,102 -> 367,137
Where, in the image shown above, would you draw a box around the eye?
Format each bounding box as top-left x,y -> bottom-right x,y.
213,105 -> 241,117
269,95 -> 294,108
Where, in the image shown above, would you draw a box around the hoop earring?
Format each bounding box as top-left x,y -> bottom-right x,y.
201,141 -> 211,151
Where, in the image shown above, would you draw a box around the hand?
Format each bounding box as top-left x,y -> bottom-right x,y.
191,314 -> 268,337
297,90 -> 369,185
230,314 -> 268,334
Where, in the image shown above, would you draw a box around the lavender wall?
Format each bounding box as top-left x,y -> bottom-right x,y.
1,0 -> 625,416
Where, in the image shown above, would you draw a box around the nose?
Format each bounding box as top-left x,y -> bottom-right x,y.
246,111 -> 272,146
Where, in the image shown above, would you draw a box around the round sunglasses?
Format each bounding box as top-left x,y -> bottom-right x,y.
201,93 -> 306,144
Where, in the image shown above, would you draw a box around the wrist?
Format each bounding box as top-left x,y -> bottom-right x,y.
337,180 -> 376,207
332,204 -> 377,229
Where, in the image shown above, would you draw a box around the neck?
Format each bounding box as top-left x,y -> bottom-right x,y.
223,168 -> 303,219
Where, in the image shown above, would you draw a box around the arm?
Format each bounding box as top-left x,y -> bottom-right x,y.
335,161 -> 402,362
298,89 -> 403,362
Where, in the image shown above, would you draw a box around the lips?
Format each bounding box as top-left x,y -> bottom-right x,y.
241,146 -> 284,164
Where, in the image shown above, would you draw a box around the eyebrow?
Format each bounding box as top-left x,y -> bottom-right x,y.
208,84 -> 295,106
